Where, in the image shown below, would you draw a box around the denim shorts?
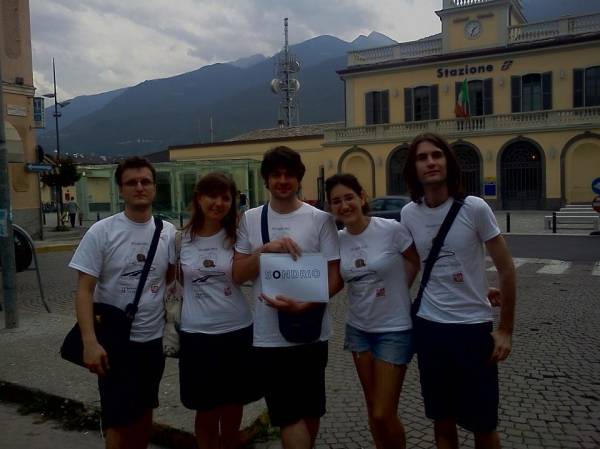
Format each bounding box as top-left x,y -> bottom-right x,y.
344,324 -> 413,365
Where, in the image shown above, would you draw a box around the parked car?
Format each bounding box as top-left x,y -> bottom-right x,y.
368,195 -> 411,221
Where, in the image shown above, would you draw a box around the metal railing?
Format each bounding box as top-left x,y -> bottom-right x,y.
508,13 -> 600,44
348,38 -> 443,66
324,106 -> 600,144
347,12 -> 600,67
442,0 -> 498,8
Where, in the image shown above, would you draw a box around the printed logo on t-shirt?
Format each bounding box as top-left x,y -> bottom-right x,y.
151,283 -> 160,293
453,272 -> 464,283
203,258 -> 216,268
192,271 -> 225,283
354,258 -> 366,268
224,286 -> 232,296
376,287 -> 386,298
119,242 -> 157,300
270,225 -> 292,241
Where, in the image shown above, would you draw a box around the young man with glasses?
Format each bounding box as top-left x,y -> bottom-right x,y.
69,156 -> 175,449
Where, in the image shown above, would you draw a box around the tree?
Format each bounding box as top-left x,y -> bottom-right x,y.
40,157 -> 82,190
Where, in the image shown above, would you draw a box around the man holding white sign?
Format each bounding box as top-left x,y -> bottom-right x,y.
233,147 -> 342,449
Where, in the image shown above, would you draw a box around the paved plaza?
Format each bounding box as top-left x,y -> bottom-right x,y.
1,246 -> 599,449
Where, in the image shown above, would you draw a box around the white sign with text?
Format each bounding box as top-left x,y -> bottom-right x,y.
260,253 -> 329,303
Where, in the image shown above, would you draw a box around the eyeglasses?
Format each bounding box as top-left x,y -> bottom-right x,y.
123,179 -> 154,188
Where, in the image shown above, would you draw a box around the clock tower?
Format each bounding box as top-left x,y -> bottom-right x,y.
437,0 -> 526,53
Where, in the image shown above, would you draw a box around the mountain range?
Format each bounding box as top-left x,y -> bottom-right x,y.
36,0 -> 598,157
36,31 -> 396,157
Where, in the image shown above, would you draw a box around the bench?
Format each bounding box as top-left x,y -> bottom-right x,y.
544,214 -> 600,231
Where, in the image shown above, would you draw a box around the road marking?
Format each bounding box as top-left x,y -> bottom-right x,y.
487,257 -> 528,272
536,261 -> 572,275
485,257 -> 600,275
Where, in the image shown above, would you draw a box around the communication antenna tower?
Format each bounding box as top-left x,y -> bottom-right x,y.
270,18 -> 300,127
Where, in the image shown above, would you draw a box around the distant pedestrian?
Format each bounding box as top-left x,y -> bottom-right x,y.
178,173 -> 256,449
326,173 -> 420,449
238,190 -> 248,214
401,133 -> 516,449
66,198 -> 79,228
68,157 -> 175,449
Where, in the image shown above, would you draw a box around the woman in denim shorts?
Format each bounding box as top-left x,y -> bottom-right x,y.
326,174 -> 420,449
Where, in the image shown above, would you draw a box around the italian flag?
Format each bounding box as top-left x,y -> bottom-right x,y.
455,78 -> 470,118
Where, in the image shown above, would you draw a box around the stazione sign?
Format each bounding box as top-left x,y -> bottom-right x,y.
437,59 -> 513,78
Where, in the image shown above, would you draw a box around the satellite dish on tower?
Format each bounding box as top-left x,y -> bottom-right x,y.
270,79 -> 281,94
290,79 -> 300,93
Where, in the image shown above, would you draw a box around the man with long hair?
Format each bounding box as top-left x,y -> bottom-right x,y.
401,133 -> 516,449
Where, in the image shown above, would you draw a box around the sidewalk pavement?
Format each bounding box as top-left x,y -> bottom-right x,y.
0,309 -> 271,449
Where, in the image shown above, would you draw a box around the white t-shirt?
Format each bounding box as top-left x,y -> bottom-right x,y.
69,213 -> 176,342
339,217 -> 413,332
400,196 -> 500,324
178,229 -> 252,334
235,202 -> 340,347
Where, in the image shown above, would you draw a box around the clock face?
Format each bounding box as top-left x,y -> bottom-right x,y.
465,20 -> 482,39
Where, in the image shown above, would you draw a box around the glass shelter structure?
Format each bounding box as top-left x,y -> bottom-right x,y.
74,159 -> 264,223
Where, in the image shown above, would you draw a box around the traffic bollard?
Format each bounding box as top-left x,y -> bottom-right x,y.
180,213 -> 183,228
97,212 -> 100,222
506,213 -> 511,233
552,212 -> 557,234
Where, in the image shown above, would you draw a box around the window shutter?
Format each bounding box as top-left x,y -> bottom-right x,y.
381,90 -> 390,123
511,76 -> 521,113
573,69 -> 584,107
483,78 -> 493,115
404,88 -> 413,122
365,92 -> 374,125
430,85 -> 439,120
542,72 -> 552,110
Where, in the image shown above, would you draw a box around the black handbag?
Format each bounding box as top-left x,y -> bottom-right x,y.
411,200 -> 463,319
60,216 -> 163,367
261,203 -> 326,344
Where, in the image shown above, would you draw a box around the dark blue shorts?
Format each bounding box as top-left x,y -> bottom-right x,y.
98,338 -> 165,428
255,341 -> 328,427
414,317 -> 499,433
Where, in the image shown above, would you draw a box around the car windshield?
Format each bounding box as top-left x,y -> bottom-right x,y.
386,198 -> 407,210
370,199 -> 386,211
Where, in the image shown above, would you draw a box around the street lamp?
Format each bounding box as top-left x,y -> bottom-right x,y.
42,58 -> 69,230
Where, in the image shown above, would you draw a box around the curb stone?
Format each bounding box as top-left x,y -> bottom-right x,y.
0,381 -> 274,448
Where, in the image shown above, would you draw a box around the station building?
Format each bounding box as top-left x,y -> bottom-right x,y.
169,0 -> 600,210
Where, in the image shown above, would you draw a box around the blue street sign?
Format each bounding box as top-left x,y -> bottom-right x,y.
593,177 -> 600,195
25,163 -> 54,173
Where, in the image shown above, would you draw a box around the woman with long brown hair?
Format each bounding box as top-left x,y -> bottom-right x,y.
325,173 -> 420,449
177,172 -> 254,449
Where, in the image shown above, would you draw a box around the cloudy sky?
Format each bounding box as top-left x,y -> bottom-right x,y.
31,0 -> 442,100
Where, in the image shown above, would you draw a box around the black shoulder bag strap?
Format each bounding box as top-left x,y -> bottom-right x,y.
125,216 -> 164,321
261,202 -> 270,244
411,200 -> 463,317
